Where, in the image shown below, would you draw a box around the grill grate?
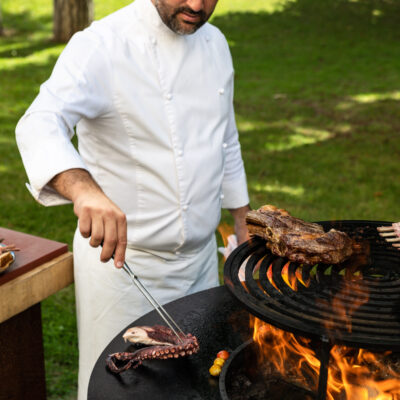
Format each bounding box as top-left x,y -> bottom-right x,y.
224,220 -> 400,351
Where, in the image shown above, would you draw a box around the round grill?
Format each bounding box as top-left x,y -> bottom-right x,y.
224,220 -> 400,351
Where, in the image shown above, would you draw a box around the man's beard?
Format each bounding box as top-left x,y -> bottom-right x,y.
154,0 -> 208,35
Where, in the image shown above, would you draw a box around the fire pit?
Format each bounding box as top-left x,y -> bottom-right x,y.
88,220 -> 400,400
223,220 -> 400,400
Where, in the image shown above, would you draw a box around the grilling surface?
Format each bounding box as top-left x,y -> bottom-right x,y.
224,220 -> 400,351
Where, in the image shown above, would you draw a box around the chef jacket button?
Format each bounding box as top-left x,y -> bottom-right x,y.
151,37 -> 157,45
183,205 -> 188,211
220,194 -> 225,199
222,142 -> 227,148
178,150 -> 183,156
205,35 -> 210,42
165,93 -> 173,100
219,88 -> 225,95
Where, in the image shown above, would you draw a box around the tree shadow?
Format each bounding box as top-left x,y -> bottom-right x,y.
0,8 -> 57,57
213,0 -> 400,40
1,9 -> 52,37
212,0 -> 400,104
1,0 -> 400,223
210,0 -> 400,219
0,40 -> 60,58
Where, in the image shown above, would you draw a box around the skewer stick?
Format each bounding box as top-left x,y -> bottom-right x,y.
386,237 -> 400,243
379,231 -> 397,237
379,232 -> 397,238
377,226 -> 395,232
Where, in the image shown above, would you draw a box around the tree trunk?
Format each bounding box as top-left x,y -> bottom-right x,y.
53,0 -> 93,43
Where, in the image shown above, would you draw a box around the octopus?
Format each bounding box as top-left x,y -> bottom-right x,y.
106,325 -> 200,373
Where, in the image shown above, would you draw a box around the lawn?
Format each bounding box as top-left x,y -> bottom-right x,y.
1,0 -> 400,398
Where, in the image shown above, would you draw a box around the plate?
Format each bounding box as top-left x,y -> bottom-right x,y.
0,244 -> 15,273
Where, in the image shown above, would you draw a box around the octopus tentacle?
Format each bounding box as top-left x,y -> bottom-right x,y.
106,325 -> 200,374
106,351 -> 143,373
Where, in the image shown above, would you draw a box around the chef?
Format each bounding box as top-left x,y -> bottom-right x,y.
16,0 -> 250,398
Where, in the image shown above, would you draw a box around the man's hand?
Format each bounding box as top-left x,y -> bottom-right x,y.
49,169 -> 127,268
74,189 -> 127,267
228,204 -> 251,245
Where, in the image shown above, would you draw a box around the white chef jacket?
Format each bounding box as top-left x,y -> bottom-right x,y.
16,0 -> 249,259
16,0 -> 249,397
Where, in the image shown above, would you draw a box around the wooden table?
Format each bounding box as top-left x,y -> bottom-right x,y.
0,227 -> 74,400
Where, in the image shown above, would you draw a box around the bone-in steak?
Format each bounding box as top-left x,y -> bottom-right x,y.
246,205 -> 354,264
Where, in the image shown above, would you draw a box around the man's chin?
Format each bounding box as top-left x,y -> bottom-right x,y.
171,22 -> 200,35
178,18 -> 206,34
181,25 -> 199,35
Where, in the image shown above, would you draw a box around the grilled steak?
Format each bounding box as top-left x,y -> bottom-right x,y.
246,205 -> 354,264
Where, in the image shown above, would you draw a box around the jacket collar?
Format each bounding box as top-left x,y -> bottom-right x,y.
134,0 -> 180,39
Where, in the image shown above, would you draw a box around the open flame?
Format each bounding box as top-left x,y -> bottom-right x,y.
320,268 -> 369,335
218,222 -> 237,262
253,261 -> 400,398
251,317 -> 400,399
218,222 -> 235,252
322,278 -> 399,398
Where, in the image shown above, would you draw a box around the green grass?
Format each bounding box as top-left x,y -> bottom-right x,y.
1,0 -> 400,398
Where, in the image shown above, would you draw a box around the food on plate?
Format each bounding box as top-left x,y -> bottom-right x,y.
0,242 -> 19,273
106,325 -> 199,373
0,244 -> 20,253
246,205 -> 357,265
0,251 -> 14,272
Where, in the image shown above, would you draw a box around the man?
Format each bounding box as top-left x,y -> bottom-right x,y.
16,0 -> 250,398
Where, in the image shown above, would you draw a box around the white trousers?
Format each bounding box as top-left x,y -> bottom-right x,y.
73,229 -> 219,400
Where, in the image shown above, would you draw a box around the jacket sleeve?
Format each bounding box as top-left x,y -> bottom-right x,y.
15,28 -> 113,206
220,38 -> 249,209
221,103 -> 250,209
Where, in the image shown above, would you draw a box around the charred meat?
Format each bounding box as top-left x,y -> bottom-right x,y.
246,205 -> 355,265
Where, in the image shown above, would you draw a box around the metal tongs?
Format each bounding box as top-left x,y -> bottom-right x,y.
121,259 -> 186,344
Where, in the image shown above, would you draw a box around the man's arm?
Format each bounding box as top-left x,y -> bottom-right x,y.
49,168 -> 127,268
16,32 -> 119,264
228,204 -> 251,244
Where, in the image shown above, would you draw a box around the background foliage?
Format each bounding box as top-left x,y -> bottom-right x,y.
1,0 -> 399,398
